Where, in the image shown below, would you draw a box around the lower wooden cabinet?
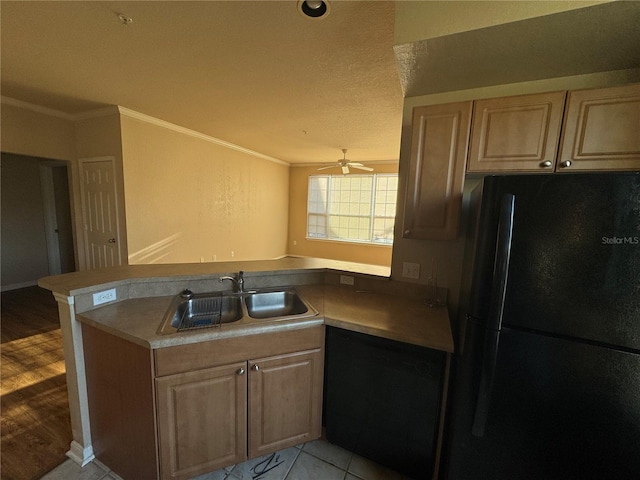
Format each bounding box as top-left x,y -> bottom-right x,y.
154,328 -> 325,480
248,350 -> 323,457
156,362 -> 248,479
156,349 -> 323,480
82,324 -> 324,480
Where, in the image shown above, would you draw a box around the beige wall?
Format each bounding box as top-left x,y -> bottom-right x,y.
0,102 -> 75,161
394,0 -> 609,45
288,164 -> 397,266
392,69 -> 640,323
74,111 -> 127,269
120,115 -> 290,264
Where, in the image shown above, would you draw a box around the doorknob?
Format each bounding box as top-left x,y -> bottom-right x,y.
108,238 -> 117,243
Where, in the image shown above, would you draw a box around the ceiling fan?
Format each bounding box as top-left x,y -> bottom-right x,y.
317,149 -> 374,174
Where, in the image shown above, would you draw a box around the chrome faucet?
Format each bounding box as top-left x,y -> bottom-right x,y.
219,270 -> 244,293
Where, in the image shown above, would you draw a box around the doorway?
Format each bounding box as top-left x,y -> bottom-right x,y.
40,160 -> 76,275
0,153 -> 76,291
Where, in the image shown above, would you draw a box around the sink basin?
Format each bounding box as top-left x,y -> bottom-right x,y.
158,293 -> 242,334
244,290 -> 309,319
158,287 -> 317,334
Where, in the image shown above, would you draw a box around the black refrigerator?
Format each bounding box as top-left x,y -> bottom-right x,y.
446,173 -> 640,479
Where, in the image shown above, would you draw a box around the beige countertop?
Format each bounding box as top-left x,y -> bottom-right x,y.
312,285 -> 452,353
39,256 -> 391,296
78,284 -> 453,353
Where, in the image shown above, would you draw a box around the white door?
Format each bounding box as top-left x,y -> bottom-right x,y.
78,157 -> 122,269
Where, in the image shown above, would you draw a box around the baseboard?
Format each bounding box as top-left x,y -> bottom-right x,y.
66,440 -> 95,467
1,280 -> 39,292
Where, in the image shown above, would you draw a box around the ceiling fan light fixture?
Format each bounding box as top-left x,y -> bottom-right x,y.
317,149 -> 374,175
298,0 -> 330,19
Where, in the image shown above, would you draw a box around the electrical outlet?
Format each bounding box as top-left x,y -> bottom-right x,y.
231,250 -> 235,258
93,288 -> 116,306
340,275 -> 355,286
212,255 -> 217,262
402,262 -> 420,279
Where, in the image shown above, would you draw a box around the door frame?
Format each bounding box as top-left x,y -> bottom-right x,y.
40,159 -> 77,274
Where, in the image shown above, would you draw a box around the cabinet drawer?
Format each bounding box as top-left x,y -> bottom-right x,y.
154,326 -> 324,377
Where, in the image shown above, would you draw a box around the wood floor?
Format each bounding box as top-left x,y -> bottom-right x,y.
1,286 -> 72,480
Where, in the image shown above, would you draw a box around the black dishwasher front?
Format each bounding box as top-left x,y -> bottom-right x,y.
324,326 -> 446,480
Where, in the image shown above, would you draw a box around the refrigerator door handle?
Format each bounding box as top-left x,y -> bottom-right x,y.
471,194 -> 515,437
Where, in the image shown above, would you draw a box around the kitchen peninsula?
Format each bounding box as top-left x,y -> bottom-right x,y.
39,256 -> 453,480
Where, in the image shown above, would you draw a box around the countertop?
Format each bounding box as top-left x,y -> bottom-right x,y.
78,284 -> 453,353
39,257 -> 391,296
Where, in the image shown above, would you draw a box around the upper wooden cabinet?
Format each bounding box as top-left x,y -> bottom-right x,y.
467,91 -> 566,173
402,101 -> 472,240
558,83 -> 640,172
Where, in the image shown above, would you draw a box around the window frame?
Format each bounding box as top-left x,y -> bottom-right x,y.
306,173 -> 397,246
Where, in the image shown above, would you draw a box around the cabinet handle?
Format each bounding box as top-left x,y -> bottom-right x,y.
404,230 -> 411,236
251,364 -> 260,372
540,160 -> 553,168
237,367 -> 245,376
560,160 -> 572,168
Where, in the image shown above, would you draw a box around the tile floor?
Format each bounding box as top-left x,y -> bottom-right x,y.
41,439 -> 413,480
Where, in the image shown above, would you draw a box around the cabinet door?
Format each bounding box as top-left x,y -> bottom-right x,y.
248,349 -> 323,457
558,83 -> 640,172
156,362 -> 247,480
467,91 -> 566,173
402,102 -> 472,240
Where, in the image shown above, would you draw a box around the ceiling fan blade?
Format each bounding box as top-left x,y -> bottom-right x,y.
342,165 -> 350,174
351,165 -> 374,172
317,164 -> 339,171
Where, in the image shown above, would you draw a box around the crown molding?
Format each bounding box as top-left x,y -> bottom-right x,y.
1,96 -> 75,120
2,97 -> 289,166
73,106 -> 120,120
116,106 -> 290,166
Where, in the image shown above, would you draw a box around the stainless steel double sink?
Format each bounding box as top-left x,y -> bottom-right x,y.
158,287 -> 317,335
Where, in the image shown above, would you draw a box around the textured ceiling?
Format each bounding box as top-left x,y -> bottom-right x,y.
1,1 -> 403,164
395,1 -> 640,97
3,1 -> 639,166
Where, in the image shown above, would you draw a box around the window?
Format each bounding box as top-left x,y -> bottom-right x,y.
307,174 -> 397,245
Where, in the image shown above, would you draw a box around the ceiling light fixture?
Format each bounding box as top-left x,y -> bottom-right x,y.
297,0 -> 330,19
117,13 -> 133,25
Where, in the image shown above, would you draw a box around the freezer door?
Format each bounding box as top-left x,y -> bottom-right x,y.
494,173 -> 640,350
447,327 -> 640,480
